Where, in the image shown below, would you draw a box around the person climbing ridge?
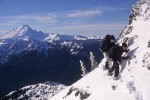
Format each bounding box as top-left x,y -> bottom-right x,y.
108,43 -> 130,80
100,35 -> 116,70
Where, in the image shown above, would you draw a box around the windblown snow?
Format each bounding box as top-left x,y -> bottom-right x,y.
49,0 -> 150,100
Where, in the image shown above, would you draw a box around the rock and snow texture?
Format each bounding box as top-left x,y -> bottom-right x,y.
50,0 -> 150,100
2,81 -> 65,100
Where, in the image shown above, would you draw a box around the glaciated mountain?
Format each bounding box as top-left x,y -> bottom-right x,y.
1,81 -> 65,100
49,0 -> 150,100
0,25 -> 49,42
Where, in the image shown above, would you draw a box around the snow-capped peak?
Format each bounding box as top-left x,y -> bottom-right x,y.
0,25 -> 49,42
1,25 -> 31,38
18,25 -> 31,30
129,0 -> 150,24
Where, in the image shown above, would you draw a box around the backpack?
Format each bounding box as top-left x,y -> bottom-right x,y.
109,45 -> 122,60
100,35 -> 110,52
105,35 -> 111,40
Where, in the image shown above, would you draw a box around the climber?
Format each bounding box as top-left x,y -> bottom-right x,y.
108,43 -> 130,80
100,35 -> 116,70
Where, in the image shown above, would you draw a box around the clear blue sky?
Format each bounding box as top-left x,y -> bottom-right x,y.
0,0 -> 136,36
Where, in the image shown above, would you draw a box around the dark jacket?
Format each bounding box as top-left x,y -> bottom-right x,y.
109,45 -> 123,61
100,39 -> 115,52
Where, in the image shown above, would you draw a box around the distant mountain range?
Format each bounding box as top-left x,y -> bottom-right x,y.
0,25 -> 103,97
0,25 -> 101,42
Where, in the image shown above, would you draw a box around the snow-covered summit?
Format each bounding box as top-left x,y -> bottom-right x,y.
50,1 -> 150,100
129,0 -> 150,24
0,25 -> 49,42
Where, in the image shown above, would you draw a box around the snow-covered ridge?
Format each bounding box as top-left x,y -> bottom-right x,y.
129,0 -> 150,24
50,1 -> 150,100
0,25 -> 100,42
2,81 -> 65,100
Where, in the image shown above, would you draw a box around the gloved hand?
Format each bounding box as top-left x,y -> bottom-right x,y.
124,49 -> 130,53
118,59 -> 122,63
122,56 -> 130,59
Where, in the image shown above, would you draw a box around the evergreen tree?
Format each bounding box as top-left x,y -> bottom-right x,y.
80,60 -> 87,77
89,52 -> 98,71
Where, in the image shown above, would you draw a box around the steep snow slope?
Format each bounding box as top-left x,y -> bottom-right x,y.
50,0 -> 150,100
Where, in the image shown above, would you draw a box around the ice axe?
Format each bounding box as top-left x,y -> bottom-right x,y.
122,49 -> 130,59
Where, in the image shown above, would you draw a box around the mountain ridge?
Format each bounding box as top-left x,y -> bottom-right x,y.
0,25 -> 100,43
1,81 -> 66,100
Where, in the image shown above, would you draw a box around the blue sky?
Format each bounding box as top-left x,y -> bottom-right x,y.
0,0 -> 136,36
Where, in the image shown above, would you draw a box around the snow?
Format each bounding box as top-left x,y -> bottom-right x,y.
50,65 -> 139,100
6,81 -> 65,100
60,41 -> 83,55
74,35 -> 88,40
88,35 -> 102,39
0,25 -> 49,42
49,1 -> 150,100
0,25 -> 95,43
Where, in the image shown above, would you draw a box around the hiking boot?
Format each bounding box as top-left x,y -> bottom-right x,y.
105,62 -> 109,70
103,62 -> 109,71
113,76 -> 119,80
107,72 -> 113,76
